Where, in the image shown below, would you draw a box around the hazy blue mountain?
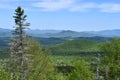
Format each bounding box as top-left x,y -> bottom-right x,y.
26,29 -> 62,37
86,29 -> 120,37
0,28 -> 11,37
27,30 -> 97,38
0,28 -> 120,37
26,29 -> 61,34
38,30 -> 97,38
0,28 -> 62,37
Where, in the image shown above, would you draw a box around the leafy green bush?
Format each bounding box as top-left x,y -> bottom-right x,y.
69,60 -> 94,80
101,38 -> 120,80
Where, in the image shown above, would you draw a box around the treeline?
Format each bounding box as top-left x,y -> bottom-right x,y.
0,36 -> 113,48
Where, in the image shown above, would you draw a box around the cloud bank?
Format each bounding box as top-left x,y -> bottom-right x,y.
0,0 -> 120,13
32,0 -> 75,11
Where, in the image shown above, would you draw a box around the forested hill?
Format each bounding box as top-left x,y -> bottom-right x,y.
49,40 -> 102,55
0,37 -> 112,48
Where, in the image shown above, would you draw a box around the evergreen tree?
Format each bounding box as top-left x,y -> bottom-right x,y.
9,6 -> 56,80
9,6 -> 30,80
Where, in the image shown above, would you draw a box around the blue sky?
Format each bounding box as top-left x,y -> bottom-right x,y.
0,0 -> 120,31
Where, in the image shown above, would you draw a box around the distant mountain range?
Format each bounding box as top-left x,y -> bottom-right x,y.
0,28 -> 11,37
31,30 -> 96,38
86,29 -> 120,37
0,28 -> 120,37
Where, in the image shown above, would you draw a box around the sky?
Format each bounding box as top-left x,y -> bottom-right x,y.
0,0 -> 120,31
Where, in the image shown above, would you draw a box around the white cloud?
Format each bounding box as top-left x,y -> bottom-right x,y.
0,0 -> 120,13
32,0 -> 120,13
98,3 -> 120,13
69,2 -> 97,12
69,2 -> 120,13
32,0 -> 75,11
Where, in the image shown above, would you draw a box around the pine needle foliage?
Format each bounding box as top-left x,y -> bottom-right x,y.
9,6 -> 30,80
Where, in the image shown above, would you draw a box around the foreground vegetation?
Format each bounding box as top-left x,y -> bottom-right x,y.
1,38 -> 120,80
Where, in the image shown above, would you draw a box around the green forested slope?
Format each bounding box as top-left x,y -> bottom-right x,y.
49,40 -> 102,55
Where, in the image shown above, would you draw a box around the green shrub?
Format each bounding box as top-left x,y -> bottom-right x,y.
69,60 -> 94,80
